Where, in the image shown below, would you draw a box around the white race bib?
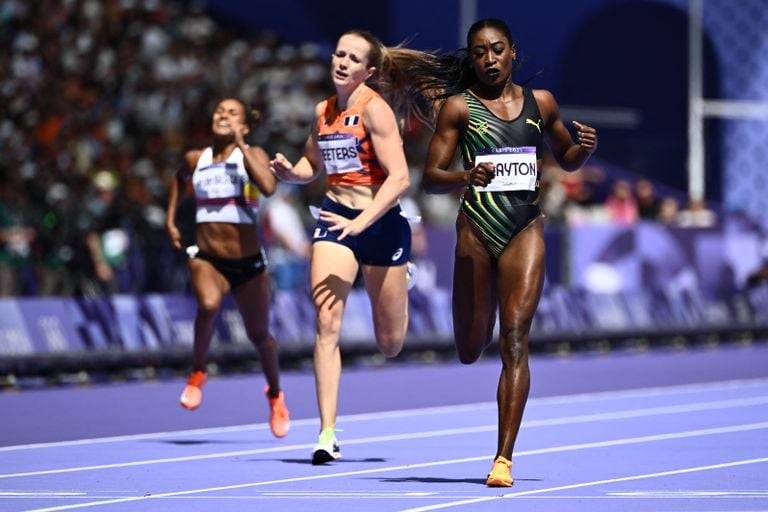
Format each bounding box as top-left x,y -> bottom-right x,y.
474,146 -> 537,192
193,162 -> 243,199
318,133 -> 363,174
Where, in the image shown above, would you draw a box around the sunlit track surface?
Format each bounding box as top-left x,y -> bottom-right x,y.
1,343 -> 766,512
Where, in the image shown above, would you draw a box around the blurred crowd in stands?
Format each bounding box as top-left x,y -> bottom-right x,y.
539,160 -> 719,229
0,0 -> 334,296
0,0 -> 756,299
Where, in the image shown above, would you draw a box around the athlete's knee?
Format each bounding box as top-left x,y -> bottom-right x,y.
316,308 -> 342,341
456,345 -> 482,364
374,318 -> 407,357
453,327 -> 489,364
376,331 -> 405,358
499,325 -> 529,364
197,295 -> 222,316
455,335 -> 487,364
247,328 -> 271,347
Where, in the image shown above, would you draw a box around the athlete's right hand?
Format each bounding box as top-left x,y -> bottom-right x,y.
468,162 -> 495,188
167,224 -> 183,249
269,153 -> 295,181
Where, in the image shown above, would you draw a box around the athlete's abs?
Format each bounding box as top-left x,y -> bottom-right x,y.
196,222 -> 262,259
325,183 -> 380,210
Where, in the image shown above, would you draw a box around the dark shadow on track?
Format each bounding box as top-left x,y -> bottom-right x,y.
154,439 -> 270,445
274,457 -> 387,465
375,476 -> 542,485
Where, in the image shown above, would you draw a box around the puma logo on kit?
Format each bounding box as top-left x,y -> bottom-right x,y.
526,118 -> 542,133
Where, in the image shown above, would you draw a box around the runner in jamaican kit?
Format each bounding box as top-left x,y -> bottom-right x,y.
421,18 -> 598,486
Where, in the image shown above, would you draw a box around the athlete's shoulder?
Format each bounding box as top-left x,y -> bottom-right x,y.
183,148 -> 205,171
437,93 -> 469,121
241,143 -> 268,160
315,97 -> 332,117
532,88 -> 557,107
361,92 -> 391,114
531,89 -> 559,120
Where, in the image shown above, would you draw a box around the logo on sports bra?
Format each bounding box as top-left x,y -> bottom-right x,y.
391,248 -> 403,261
343,115 -> 360,126
474,120 -> 489,136
525,118 -> 542,133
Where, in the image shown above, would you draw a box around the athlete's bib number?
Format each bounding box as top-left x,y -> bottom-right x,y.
318,133 -> 362,174
194,162 -> 243,199
474,146 -> 537,192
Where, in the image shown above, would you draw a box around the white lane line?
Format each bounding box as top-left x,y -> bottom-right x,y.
529,377 -> 768,406
608,490 -> 768,497
16,422 -> 768,512
524,395 -> 768,428
3,396 -> 768,479
0,404 -> 494,453
3,378 -> 767,453
395,457 -> 768,512
0,492 -> 87,496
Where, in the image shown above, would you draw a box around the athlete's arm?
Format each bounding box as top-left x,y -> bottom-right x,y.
233,122 -> 277,196
166,149 -> 200,249
270,104 -> 325,184
423,94 -> 494,193
535,89 -> 598,172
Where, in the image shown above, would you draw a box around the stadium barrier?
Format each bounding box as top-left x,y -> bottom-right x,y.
1,222 -> 767,380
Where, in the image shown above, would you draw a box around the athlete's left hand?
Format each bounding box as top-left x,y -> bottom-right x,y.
232,121 -> 249,149
319,210 -> 368,241
572,121 -> 598,153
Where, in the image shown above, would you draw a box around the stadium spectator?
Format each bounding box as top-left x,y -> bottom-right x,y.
635,178 -> 661,220
604,179 -> 638,225
677,198 -> 717,228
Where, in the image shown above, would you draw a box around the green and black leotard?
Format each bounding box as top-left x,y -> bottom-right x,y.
458,87 -> 544,259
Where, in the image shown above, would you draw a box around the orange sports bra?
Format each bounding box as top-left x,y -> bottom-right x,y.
316,88 -> 387,187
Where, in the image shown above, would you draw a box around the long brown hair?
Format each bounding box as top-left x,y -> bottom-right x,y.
340,20 -> 525,128
338,29 -> 462,127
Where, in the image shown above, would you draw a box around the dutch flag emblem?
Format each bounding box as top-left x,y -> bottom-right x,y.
344,115 -> 360,126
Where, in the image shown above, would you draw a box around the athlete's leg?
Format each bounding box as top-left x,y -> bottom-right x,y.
452,213 -> 498,363
360,263 -> 408,357
188,258 -> 230,370
311,241 -> 358,431
232,270 -> 280,393
233,269 -> 290,437
494,217 -> 545,461
179,258 -> 229,410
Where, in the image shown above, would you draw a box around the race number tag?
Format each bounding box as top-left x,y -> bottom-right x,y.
474,146 -> 537,192
318,133 -> 362,174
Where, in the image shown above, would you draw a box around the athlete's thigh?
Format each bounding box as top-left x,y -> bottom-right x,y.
497,217 -> 546,329
232,271 -> 271,334
188,258 -> 229,307
310,241 -> 358,313
453,213 -> 498,348
360,263 -> 408,329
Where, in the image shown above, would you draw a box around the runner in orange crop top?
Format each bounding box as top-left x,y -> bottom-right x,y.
317,87 -> 387,188
269,29 -> 413,466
